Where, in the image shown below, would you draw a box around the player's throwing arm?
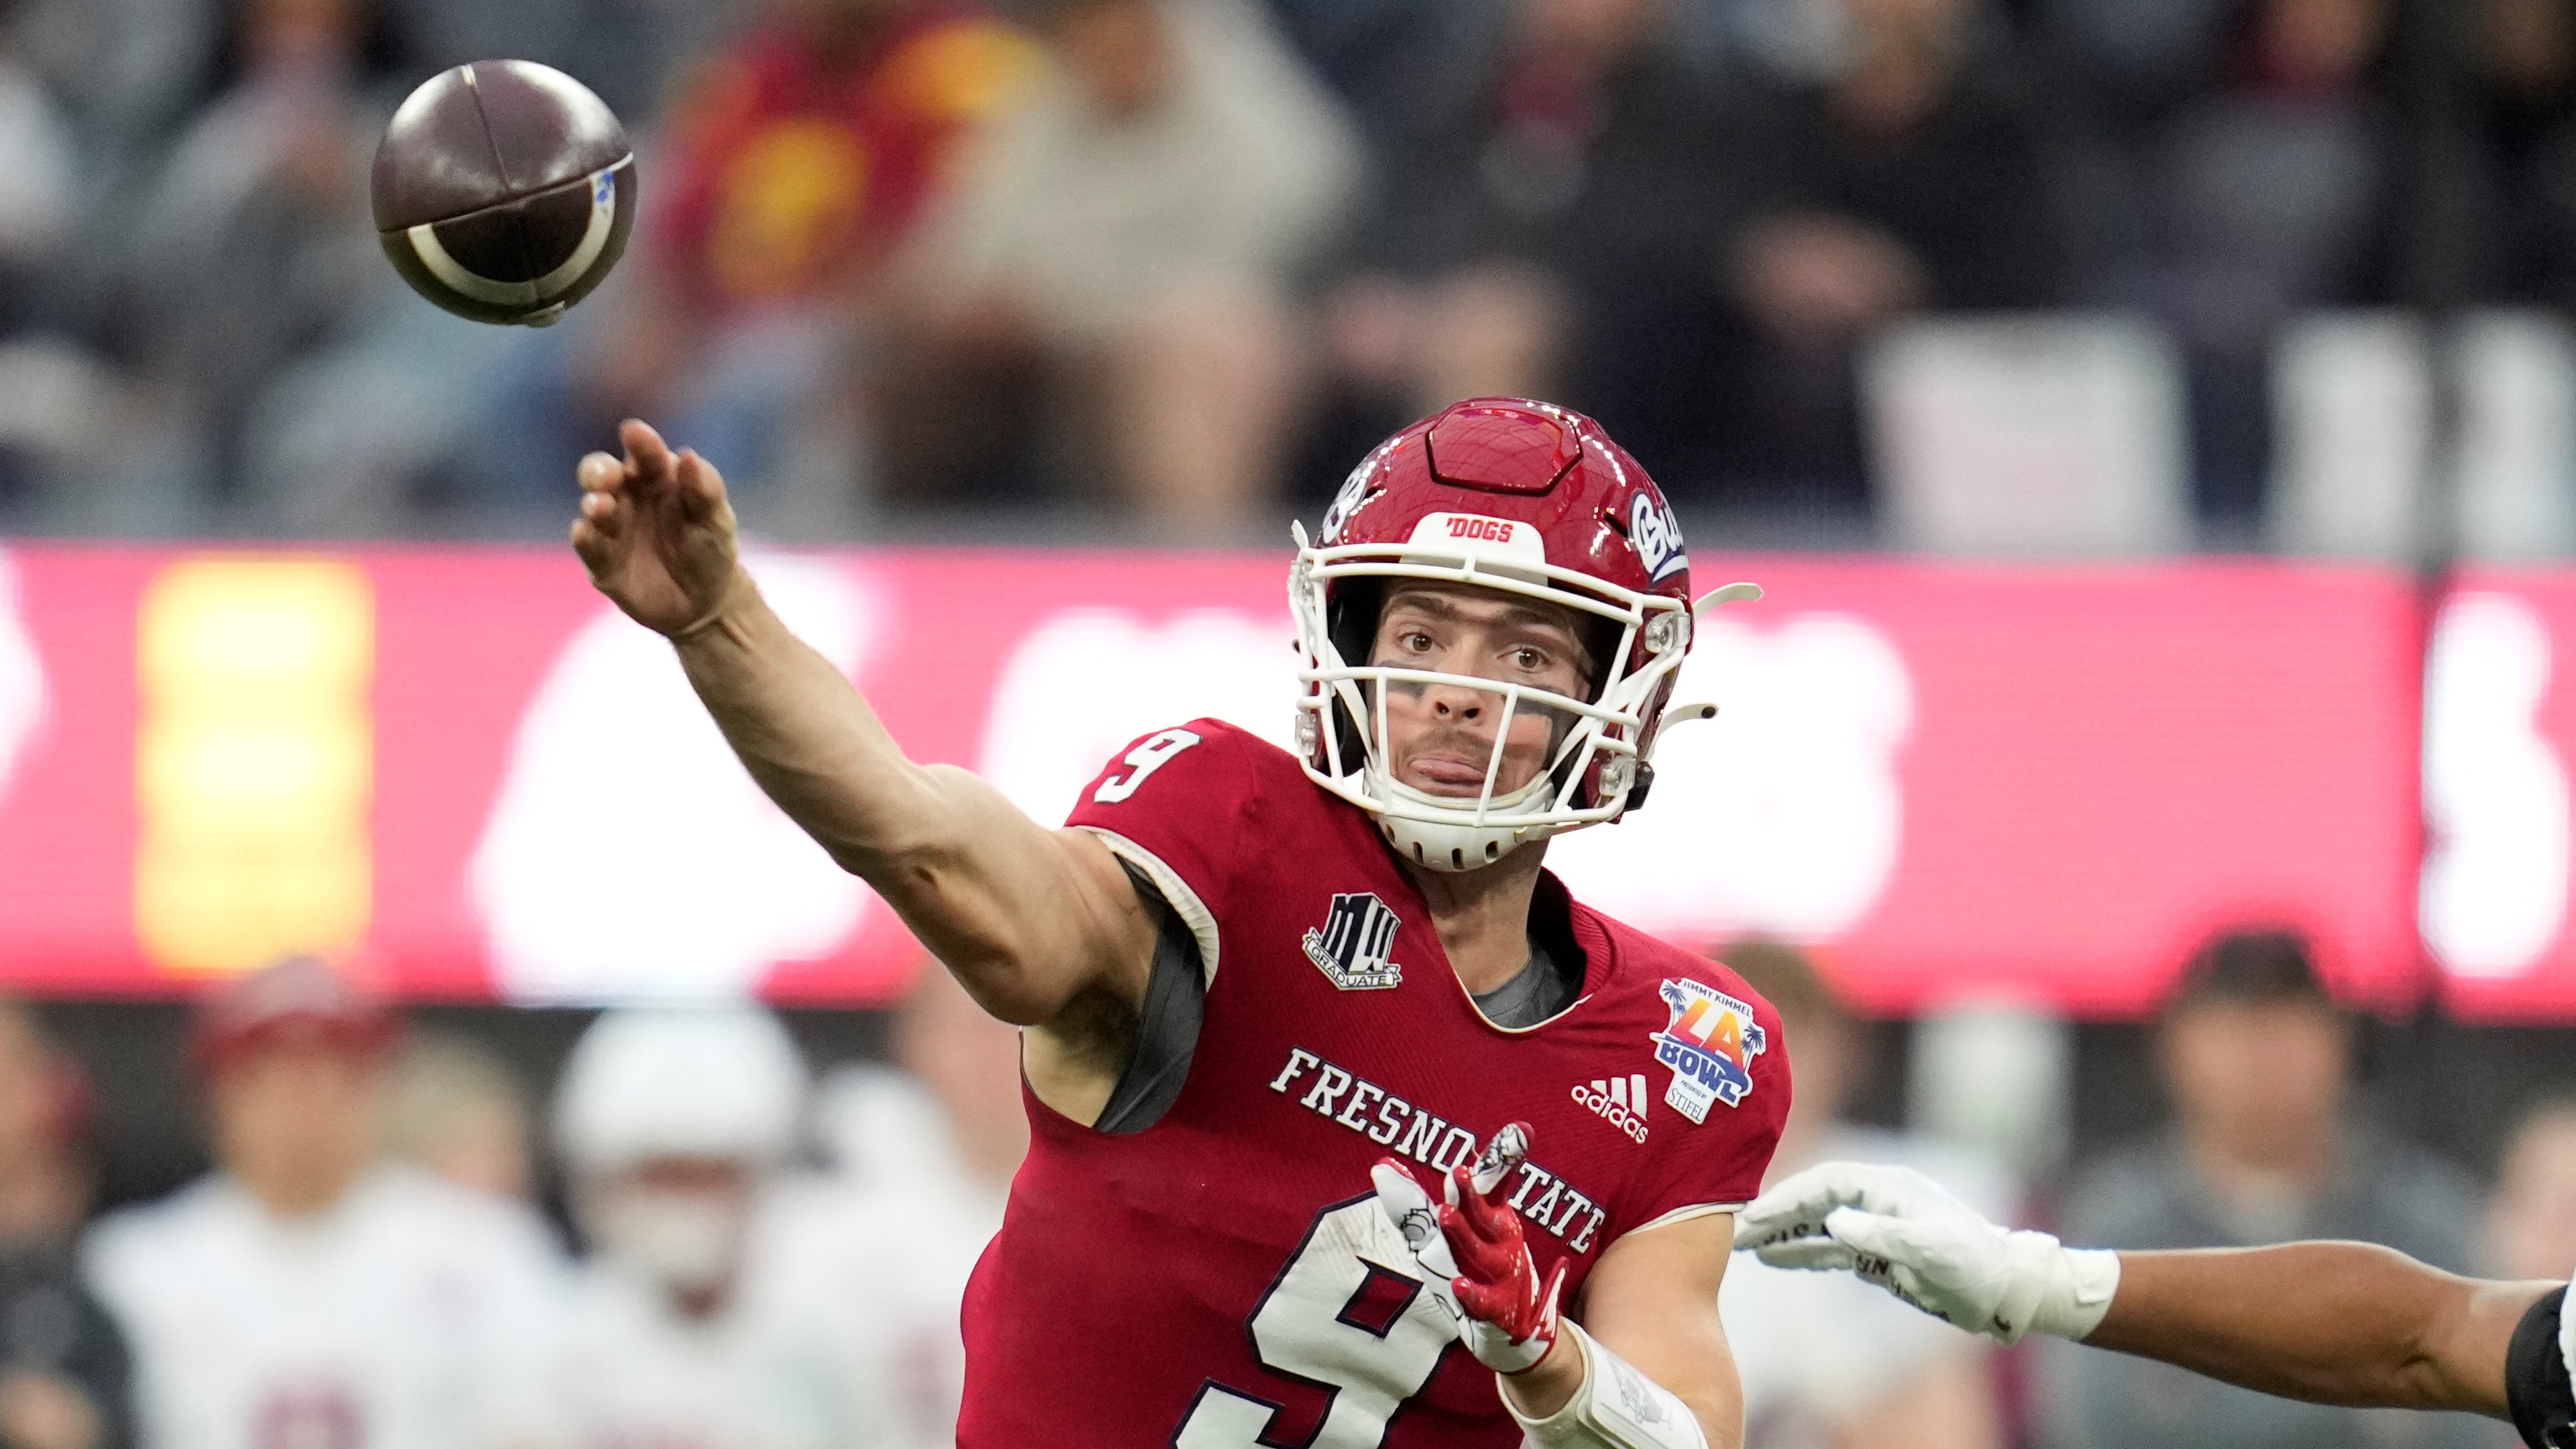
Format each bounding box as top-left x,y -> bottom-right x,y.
1737,1162 -> 2574,1445
569,421 -> 1156,1039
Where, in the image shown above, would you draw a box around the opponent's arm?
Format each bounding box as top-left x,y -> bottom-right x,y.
2089,1245 -> 2545,1415
1736,1162 -> 2555,1420
571,420 -> 1152,1027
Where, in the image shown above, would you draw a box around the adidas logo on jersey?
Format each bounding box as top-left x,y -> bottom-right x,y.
1572,1074 -> 1651,1143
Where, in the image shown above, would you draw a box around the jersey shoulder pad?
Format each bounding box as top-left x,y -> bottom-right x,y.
1065,718 -> 1292,819
1065,721 -> 1287,945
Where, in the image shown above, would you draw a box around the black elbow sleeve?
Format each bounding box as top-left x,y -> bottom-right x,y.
2508,1287 -> 2574,1448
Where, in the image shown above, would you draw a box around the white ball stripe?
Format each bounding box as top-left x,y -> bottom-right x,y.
403,156 -> 631,308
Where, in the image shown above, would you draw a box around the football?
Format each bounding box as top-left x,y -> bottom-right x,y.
370,60 -> 637,327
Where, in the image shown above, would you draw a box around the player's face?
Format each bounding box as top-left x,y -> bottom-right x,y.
209,1039 -> 386,1214
582,1156 -> 758,1296
2160,997 -> 2350,1163
1368,584 -> 1593,800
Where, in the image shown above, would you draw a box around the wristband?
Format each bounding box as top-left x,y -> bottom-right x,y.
2030,1238 -> 2122,1342
2507,1285 -> 2573,1448
1504,1324 -> 1708,1449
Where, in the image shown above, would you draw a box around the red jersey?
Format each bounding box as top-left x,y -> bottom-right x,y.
957,721 -> 1791,1448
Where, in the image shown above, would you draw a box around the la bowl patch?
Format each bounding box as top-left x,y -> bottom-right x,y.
1650,979 -> 1766,1123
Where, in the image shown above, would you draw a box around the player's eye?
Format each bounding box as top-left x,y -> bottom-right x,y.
1509,646 -> 1549,673
1399,630 -> 1434,653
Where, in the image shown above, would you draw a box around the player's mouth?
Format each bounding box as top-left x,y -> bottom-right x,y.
1403,751 -> 1499,794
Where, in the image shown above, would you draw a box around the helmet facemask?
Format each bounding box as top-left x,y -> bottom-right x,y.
1289,522 -> 1692,872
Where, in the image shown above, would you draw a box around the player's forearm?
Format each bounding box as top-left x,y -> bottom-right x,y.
2092,1244 -> 2541,1416
670,577 -> 1125,1015
672,575 -> 946,869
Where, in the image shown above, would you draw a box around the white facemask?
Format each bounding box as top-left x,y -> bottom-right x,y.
587,1186 -> 745,1295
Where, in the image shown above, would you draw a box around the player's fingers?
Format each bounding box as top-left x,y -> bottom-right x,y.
620,418 -> 673,486
569,517 -> 615,573
1456,1176 -> 1514,1239
1822,1206 -> 1924,1270
1751,1236 -> 1858,1272
578,488 -> 626,538
1454,1275 -> 1512,1325
1469,1122 -> 1532,1199
674,448 -> 728,519
1737,1161 -> 1899,1244
577,451 -> 623,493
1441,1176 -> 1497,1243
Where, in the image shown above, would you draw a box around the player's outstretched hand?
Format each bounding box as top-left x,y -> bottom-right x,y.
571,419 -> 748,638
1371,1122 -> 1564,1375
1735,1161 -> 2117,1345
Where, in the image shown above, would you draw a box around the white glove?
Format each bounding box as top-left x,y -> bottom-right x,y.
1733,1160 -> 2120,1345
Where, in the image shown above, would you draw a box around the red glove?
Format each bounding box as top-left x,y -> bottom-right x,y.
1371,1121 -> 1565,1375
1442,1158 -> 1569,1362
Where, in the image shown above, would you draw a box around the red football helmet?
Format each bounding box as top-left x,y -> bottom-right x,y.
1291,398 -> 1760,870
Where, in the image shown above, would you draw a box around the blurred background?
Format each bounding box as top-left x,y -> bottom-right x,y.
2,0 -> 2576,1444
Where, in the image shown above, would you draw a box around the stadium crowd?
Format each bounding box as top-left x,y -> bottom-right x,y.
0,934 -> 2544,1449
0,0 -> 2572,540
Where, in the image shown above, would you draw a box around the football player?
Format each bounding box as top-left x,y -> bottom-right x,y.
549,1005 -> 909,1449
569,398 -> 1791,1448
1734,1161 -> 2576,1448
84,957 -> 567,1449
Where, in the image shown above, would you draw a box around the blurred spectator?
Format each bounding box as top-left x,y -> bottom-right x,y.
1712,0 -> 2065,514
376,0 -> 727,126
2464,0 -> 2576,309
778,965 -> 1026,1448
383,1034 -> 535,1203
2035,928 -> 2489,1449
2053,0 -> 2398,525
10,0 -> 220,206
83,957 -> 567,1449
0,1004 -> 132,1449
2491,1096 -> 2576,1282
881,0 -> 1360,529
471,0 -> 1039,525
1313,0 -> 1748,501
1257,0 -> 1472,131
0,0 -> 83,515
1715,942 -> 2004,1449
105,0 -> 391,522
548,1005 -> 906,1448
0,4 -> 72,338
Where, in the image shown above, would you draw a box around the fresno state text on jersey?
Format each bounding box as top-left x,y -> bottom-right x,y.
956,720 -> 1790,1449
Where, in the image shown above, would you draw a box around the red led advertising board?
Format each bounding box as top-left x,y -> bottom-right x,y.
0,546 -> 2425,1015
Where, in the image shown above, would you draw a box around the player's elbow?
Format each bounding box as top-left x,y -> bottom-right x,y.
2356,1256 -> 2499,1414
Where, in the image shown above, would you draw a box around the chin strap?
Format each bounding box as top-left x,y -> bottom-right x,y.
1370,769 -> 1557,872
1504,1324 -> 1708,1449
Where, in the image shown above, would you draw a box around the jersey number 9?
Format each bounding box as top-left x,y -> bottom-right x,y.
1173,1198 -> 1455,1448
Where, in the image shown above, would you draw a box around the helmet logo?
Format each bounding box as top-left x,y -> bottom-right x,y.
1630,496 -> 1687,582
1408,513 -> 1545,562
1321,441 -> 1394,540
